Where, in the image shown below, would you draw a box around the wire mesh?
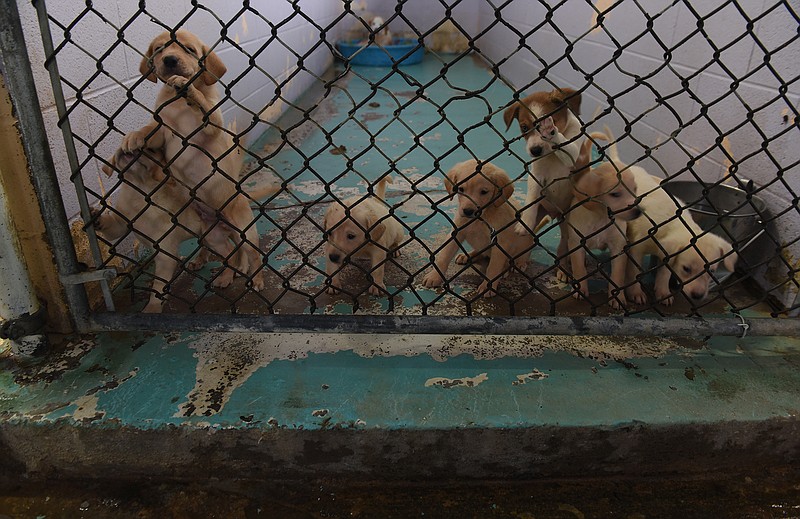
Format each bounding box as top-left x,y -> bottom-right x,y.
29,0 -> 800,331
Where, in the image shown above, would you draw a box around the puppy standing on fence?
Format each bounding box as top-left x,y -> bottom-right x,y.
323,175 -> 405,296
121,29 -> 265,290
93,148 -> 238,313
421,160 -> 535,298
503,87 -> 584,272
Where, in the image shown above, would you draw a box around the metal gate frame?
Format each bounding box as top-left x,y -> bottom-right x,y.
2,0 -> 797,337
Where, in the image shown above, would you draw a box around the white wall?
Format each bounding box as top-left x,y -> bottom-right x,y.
18,0 -> 346,219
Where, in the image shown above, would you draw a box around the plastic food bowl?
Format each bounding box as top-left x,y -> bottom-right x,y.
336,39 -> 424,66
661,180 -> 774,273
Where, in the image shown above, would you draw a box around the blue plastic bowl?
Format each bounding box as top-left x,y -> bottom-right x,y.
336,39 -> 424,66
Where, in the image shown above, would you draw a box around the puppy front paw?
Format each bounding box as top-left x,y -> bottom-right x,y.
514,222 -> 530,236
455,253 -> 468,265
477,282 -> 497,299
572,282 -> 590,302
422,271 -> 444,288
626,284 -> 647,305
166,74 -> 189,90
655,288 -> 674,306
368,282 -> 387,296
121,131 -> 146,152
539,116 -> 557,141
608,291 -> 627,311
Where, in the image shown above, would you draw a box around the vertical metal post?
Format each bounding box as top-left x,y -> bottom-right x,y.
0,0 -> 90,331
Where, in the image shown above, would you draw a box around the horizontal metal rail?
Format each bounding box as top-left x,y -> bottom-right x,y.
89,312 -> 798,337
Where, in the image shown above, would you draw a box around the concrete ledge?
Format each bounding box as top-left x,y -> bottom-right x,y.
2,418 -> 799,481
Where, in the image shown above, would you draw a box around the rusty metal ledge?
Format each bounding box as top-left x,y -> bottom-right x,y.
88,311 -> 797,337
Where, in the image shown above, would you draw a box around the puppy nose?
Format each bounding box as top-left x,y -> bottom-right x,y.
462,208 -> 475,217
328,253 -> 340,263
529,146 -> 543,157
690,291 -> 705,300
630,208 -> 642,219
163,55 -> 178,68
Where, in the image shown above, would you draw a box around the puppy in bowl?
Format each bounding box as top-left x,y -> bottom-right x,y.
421,160 -> 534,298
323,175 -> 405,296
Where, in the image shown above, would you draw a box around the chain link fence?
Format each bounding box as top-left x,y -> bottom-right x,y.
14,0 -> 800,334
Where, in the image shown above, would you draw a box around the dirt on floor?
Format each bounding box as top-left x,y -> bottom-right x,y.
1,468 -> 799,518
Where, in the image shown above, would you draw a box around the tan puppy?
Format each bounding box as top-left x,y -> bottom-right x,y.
94,148 -> 237,313
324,176 -> 405,296
625,170 -> 738,305
422,160 -> 534,298
121,30 -> 264,290
503,87 -> 583,239
562,135 -> 641,309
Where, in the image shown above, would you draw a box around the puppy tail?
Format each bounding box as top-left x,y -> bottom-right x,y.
374,174 -> 393,202
602,125 -> 621,165
573,131 -> 609,174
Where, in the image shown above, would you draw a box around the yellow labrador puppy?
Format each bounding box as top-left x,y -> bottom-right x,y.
121,30 -> 264,290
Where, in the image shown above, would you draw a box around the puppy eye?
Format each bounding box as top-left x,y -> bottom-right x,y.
480,189 -> 489,195
520,124 -> 529,133
457,187 -> 465,193
682,265 -> 692,274
609,192 -> 622,198
346,233 -> 356,240
186,46 -> 197,55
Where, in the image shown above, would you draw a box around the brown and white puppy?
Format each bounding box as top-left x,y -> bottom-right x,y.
121,30 -> 264,290
324,176 -> 405,296
421,160 -> 535,298
503,87 -> 583,239
369,16 -> 393,46
562,135 -> 641,309
94,148 -> 237,313
625,169 -> 738,306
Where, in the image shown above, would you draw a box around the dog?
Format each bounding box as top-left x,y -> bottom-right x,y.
323,176 -> 405,296
421,160 -> 535,298
561,134 -> 642,309
503,87 -> 583,237
624,169 -> 738,306
121,29 -> 264,290
368,16 -> 393,46
93,148 -> 239,312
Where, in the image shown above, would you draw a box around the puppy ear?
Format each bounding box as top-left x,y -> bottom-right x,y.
551,87 -> 581,116
139,40 -> 158,83
368,220 -> 386,242
101,153 -> 117,177
201,45 -> 227,85
716,238 -> 738,271
503,102 -> 521,131
489,165 -> 513,207
444,164 -> 461,200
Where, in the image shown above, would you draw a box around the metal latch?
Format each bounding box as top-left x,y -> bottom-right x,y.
59,268 -> 117,285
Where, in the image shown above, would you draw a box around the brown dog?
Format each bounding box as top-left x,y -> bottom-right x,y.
121,30 -> 264,290
422,160 -> 534,298
503,87 -> 583,237
562,134 -> 641,309
323,176 -> 405,296
94,148 -> 238,312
